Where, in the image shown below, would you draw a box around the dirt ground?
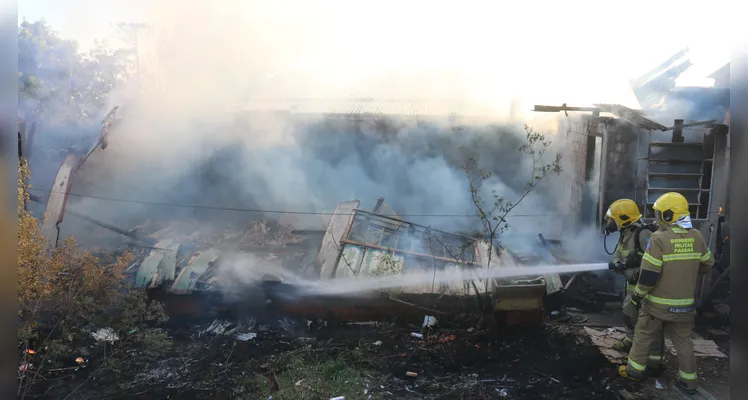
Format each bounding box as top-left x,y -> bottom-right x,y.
572,307 -> 730,400
36,306 -> 729,400
27,320 -> 642,399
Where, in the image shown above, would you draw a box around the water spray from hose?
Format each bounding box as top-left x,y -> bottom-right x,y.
292,262 -> 611,297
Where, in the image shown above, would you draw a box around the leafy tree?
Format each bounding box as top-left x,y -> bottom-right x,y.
18,19 -> 130,128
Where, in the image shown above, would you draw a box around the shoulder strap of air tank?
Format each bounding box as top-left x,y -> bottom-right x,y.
634,224 -> 655,254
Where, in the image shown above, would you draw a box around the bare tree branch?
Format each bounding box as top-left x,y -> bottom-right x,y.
460,125 -> 563,315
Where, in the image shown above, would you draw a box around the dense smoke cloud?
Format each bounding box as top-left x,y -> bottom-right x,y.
22,1 -> 592,248
65,111 -> 565,243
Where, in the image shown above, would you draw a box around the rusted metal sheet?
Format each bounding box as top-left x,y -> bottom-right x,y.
317,200 -> 360,279
170,249 -> 220,294
41,154 -> 79,246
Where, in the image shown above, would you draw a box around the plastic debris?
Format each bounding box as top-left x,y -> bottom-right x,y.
410,332 -> 423,339
496,388 -> 509,397
234,332 -> 257,341
406,371 -> 418,378
91,327 -> 119,344
75,357 -> 85,365
203,320 -> 233,335
373,341 -> 383,346
330,397 -> 345,400
19,363 -> 31,372
655,379 -> 664,389
423,315 -> 438,328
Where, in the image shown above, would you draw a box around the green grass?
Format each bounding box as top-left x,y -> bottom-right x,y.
245,351 -> 379,400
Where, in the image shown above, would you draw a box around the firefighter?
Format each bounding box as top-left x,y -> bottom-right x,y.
604,199 -> 656,351
618,192 -> 715,394
604,200 -> 663,374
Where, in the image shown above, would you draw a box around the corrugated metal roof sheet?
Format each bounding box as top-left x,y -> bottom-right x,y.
593,103 -> 668,131
708,63 -> 729,80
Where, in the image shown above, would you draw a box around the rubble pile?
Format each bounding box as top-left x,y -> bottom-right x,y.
118,216 -> 323,294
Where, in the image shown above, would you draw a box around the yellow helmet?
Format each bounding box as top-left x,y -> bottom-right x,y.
652,192 -> 690,224
605,199 -> 642,229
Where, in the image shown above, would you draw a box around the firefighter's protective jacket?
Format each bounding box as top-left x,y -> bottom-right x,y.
613,224 -> 652,291
634,225 -> 715,312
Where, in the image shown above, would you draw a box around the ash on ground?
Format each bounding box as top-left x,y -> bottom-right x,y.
53,315 -> 635,400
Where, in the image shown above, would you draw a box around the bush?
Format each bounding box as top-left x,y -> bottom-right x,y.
17,157 -> 170,399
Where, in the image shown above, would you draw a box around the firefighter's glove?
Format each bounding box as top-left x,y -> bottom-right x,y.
631,294 -> 644,310
608,261 -> 625,272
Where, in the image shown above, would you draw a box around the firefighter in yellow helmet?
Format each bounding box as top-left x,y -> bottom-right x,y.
619,192 -> 715,394
604,199 -> 663,371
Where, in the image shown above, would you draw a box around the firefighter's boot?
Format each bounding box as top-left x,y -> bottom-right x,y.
677,380 -> 697,395
618,365 -> 642,382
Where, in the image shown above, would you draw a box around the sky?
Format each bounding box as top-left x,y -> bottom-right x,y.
17,0 -> 731,113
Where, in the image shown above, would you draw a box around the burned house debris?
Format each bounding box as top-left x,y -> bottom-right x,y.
100,198 -> 570,326
22,106 -> 125,247
18,50 -> 732,400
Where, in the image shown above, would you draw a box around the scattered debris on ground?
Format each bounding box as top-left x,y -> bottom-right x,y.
46,315 -> 634,400
583,326 -> 728,364
27,199 -> 731,400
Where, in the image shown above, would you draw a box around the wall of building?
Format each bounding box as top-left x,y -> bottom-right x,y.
598,119 -> 640,222
554,115 -> 607,230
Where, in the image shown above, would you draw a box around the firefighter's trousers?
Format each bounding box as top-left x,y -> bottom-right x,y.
623,291 -> 664,362
627,304 -> 698,390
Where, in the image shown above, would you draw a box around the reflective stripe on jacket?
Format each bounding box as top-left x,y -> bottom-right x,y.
634,226 -> 715,310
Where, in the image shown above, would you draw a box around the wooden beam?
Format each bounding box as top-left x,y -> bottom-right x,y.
533,105 -> 599,113
663,120 -> 718,131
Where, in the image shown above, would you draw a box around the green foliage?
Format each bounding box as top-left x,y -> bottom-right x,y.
18,19 -> 130,126
17,160 -> 170,399
246,353 -> 374,400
